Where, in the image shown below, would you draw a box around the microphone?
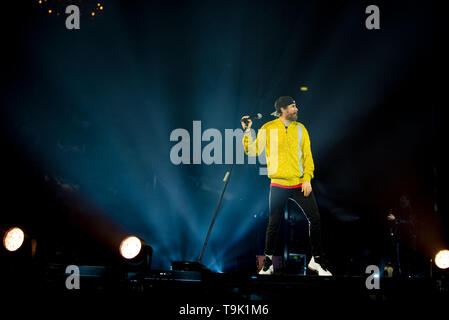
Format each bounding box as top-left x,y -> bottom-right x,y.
242,113 -> 262,124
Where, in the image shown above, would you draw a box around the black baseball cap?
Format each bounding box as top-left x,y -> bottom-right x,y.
272,96 -> 295,117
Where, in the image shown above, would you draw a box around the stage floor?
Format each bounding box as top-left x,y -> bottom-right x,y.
2,265 -> 447,316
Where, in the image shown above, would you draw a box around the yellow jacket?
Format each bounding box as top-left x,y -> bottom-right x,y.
242,118 -> 314,187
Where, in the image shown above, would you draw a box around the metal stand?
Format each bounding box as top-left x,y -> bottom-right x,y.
171,163 -> 234,272
198,163 -> 234,263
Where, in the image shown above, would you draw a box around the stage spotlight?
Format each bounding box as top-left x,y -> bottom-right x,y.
435,250 -> 449,270
3,227 -> 25,252
119,236 -> 142,259
119,236 -> 152,273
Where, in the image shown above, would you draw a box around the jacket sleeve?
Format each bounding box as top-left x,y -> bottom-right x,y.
242,125 -> 267,156
302,126 -> 315,182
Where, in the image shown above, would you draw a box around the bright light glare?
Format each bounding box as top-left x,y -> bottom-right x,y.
435,250 -> 449,269
3,227 -> 25,252
119,236 -> 142,259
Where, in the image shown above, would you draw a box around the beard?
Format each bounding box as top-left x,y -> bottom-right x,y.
286,112 -> 297,121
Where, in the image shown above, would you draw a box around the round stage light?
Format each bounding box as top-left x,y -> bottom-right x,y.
119,236 -> 142,260
435,250 -> 449,270
3,227 -> 25,252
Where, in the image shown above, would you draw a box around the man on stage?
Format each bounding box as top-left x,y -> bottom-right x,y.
241,96 -> 332,276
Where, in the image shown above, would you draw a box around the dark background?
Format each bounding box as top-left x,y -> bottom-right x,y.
0,0 -> 444,275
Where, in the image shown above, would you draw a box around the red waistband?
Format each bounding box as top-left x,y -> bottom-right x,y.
270,183 -> 302,189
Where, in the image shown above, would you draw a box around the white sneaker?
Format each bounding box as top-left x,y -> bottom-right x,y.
308,256 -> 332,276
259,256 -> 274,275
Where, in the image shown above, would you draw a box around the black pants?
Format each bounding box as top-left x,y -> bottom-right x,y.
265,185 -> 324,257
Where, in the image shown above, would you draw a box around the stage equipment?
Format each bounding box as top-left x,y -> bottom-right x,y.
172,115 -> 263,273
3,227 -> 25,252
435,250 -> 449,270
119,236 -> 152,271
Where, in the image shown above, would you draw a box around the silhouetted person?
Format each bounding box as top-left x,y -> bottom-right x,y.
386,192 -> 416,277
